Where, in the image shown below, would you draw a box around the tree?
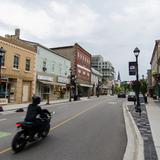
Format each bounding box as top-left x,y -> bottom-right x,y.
131,80 -> 141,94
114,84 -> 122,93
140,79 -> 147,102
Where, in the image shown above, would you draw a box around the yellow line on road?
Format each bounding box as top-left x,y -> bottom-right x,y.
50,106 -> 96,131
0,105 -> 97,155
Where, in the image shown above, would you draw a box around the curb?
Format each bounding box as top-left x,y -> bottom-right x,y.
1,100 -> 70,112
123,102 -> 144,160
1,96 -> 98,112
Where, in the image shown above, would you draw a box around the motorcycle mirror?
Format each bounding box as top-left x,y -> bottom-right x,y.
52,111 -> 56,115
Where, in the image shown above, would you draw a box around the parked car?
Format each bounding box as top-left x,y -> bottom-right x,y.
117,92 -> 126,98
127,92 -> 136,101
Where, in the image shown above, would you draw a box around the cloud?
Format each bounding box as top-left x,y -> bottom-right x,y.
0,1 -> 98,40
0,0 -> 160,80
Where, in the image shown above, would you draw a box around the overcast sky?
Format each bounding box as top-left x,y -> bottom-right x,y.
0,0 -> 159,81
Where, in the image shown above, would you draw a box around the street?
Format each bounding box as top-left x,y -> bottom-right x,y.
0,96 -> 127,160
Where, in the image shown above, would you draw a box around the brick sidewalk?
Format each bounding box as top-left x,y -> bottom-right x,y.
128,104 -> 158,160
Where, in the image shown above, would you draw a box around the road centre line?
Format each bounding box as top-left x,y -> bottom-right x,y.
0,100 -> 106,155
50,105 -> 97,131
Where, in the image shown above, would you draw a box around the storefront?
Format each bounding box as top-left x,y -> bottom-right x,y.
78,83 -> 92,97
36,75 -> 70,100
0,77 -> 32,104
36,75 -> 54,100
54,76 -> 70,99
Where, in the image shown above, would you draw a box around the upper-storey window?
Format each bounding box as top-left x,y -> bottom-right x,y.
42,59 -> 47,72
25,58 -> 30,71
13,55 -> 19,69
1,55 -> 5,66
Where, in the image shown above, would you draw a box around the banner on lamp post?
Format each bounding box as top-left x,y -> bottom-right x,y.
129,62 -> 136,75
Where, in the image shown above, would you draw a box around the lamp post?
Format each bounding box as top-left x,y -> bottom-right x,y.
133,47 -> 141,113
0,47 -> 6,84
69,68 -> 72,102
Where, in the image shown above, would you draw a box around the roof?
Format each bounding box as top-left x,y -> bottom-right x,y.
20,39 -> 70,61
150,40 -> 160,64
0,36 -> 36,52
51,43 -> 92,57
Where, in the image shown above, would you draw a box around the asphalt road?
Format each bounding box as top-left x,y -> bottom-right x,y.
0,96 -> 127,160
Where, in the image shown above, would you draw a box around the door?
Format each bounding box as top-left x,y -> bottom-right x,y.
22,82 -> 30,102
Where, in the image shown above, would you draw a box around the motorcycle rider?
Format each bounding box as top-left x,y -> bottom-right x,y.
25,95 -> 50,140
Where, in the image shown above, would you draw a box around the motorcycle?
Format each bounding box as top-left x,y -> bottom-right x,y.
12,109 -> 53,153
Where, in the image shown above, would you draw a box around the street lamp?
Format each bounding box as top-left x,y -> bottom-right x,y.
0,47 -> 6,84
133,47 -> 141,113
69,68 -> 72,102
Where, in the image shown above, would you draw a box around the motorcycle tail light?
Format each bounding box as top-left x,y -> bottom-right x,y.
16,123 -> 22,127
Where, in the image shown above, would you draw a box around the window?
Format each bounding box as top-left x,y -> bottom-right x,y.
52,62 -> 55,72
25,58 -> 30,71
78,69 -> 81,74
77,52 -> 80,58
59,63 -> 62,75
13,55 -> 19,69
1,55 -> 5,66
42,59 -> 47,72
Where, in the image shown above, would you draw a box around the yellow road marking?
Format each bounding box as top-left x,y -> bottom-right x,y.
50,106 -> 95,131
0,105 -> 97,155
0,147 -> 11,154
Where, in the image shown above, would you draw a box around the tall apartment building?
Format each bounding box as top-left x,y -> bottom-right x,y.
91,55 -> 115,81
91,55 -> 115,94
91,55 -> 103,72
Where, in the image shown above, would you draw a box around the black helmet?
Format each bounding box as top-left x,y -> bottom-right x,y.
32,96 -> 41,105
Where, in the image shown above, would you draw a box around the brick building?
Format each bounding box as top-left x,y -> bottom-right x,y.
51,43 -> 92,97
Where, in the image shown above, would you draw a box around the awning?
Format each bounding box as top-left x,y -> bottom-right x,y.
79,83 -> 93,88
53,83 -> 67,86
39,80 -> 53,85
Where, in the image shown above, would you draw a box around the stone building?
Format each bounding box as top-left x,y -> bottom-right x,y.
150,40 -> 160,98
0,30 -> 36,104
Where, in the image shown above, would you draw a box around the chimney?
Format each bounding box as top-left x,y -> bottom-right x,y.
15,28 -> 20,39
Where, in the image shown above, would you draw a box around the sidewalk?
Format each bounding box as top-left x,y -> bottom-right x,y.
123,98 -> 160,160
0,96 -> 97,112
146,98 -> 160,159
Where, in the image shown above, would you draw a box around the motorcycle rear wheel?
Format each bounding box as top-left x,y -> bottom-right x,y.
12,131 -> 27,153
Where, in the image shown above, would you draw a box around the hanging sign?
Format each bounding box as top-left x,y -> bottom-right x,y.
129,62 -> 136,75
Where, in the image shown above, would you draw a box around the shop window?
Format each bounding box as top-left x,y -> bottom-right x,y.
13,55 -> 19,69
25,58 -> 30,71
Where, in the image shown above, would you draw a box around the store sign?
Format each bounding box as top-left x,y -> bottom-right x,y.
129,62 -> 136,76
0,98 -> 8,105
58,76 -> 69,84
37,75 -> 53,82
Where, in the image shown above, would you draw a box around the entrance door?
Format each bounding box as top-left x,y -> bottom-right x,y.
22,82 -> 30,102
